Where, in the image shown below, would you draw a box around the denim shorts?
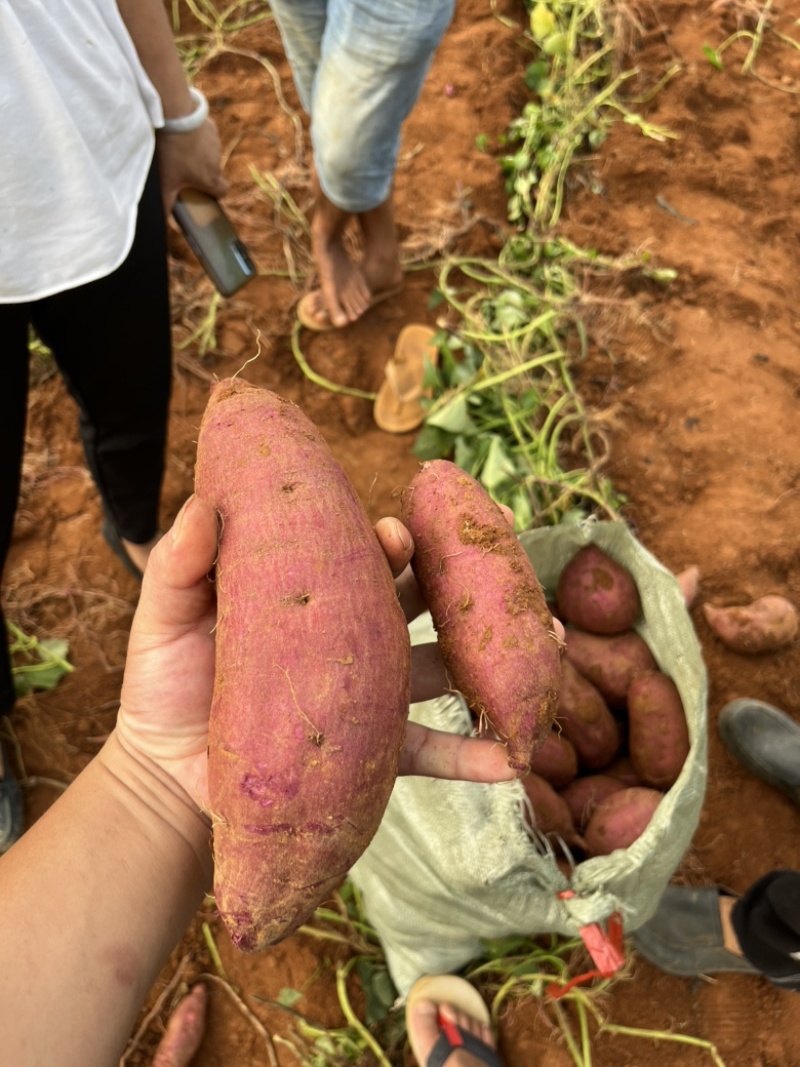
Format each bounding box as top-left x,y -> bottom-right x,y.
270,0 -> 455,213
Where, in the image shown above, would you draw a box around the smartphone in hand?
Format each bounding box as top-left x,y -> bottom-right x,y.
172,189 -> 256,297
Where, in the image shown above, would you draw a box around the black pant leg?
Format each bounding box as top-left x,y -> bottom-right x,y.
30,160 -> 172,544
0,305 -> 34,716
732,870 -> 800,990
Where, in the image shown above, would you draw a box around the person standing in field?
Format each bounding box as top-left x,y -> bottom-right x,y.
269,0 -> 455,330
0,0 -> 227,852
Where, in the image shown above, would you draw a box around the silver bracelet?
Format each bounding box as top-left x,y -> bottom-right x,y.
160,87 -> 209,135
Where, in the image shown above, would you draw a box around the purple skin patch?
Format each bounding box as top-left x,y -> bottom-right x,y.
240,770 -> 300,805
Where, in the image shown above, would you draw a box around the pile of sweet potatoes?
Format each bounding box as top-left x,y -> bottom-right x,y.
518,545 -> 691,859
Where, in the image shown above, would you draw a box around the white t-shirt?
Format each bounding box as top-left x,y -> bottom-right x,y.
0,0 -> 165,302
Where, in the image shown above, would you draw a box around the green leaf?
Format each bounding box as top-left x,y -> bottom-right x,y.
480,435 -> 517,493
427,288 -> 447,310
413,424 -> 455,461
277,987 -> 303,1007
475,133 -> 490,152
356,960 -> 397,1026
529,2 -> 556,41
524,61 -> 549,92
426,394 -> 477,435
454,435 -> 478,472
421,358 -> 443,392
480,934 -> 536,959
702,43 -> 723,70
509,486 -> 535,532
10,629 -> 74,696
542,31 -> 568,56
39,637 -> 70,661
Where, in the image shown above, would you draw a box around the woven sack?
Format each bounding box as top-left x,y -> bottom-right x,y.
350,520 -> 707,996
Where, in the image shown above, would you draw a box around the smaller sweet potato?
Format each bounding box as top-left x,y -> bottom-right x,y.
703,595 -> 798,654
556,660 -> 621,770
153,984 -> 207,1067
628,670 -> 690,789
529,730 -> 578,789
560,774 -> 626,831
522,773 -> 582,846
564,628 -> 657,707
556,545 -> 642,634
584,787 -> 663,856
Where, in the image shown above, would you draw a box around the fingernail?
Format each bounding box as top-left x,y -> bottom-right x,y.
170,494 -> 195,544
397,521 -> 412,553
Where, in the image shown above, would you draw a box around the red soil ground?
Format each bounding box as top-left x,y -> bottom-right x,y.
6,0 -> 800,1064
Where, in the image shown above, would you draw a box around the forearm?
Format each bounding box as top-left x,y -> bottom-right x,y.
116,0 -> 194,119
0,731 -> 212,1067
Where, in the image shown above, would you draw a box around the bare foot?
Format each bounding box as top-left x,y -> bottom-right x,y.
306,180 -> 403,328
407,998 -> 500,1067
121,531 -> 163,575
310,182 -> 371,328
358,194 -> 404,297
719,894 -> 744,957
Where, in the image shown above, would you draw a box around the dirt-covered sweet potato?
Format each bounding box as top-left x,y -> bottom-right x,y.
703,595 -> 798,654
560,774 -> 626,831
556,545 -> 642,634
627,670 -> 690,789
196,379 -> 411,952
522,773 -> 582,846
556,660 -> 621,770
152,984 -> 207,1067
564,628 -> 657,708
583,787 -> 663,856
529,730 -> 579,789
401,460 -> 561,775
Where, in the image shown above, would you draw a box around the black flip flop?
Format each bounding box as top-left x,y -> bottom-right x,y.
425,1018 -> 502,1067
101,516 -> 144,582
406,975 -> 502,1067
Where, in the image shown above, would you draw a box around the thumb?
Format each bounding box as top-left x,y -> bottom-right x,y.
132,496 -> 219,638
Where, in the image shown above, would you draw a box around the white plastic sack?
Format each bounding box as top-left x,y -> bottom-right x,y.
350,520 -> 707,996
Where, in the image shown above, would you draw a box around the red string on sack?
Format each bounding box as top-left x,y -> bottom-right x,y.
548,896 -> 625,999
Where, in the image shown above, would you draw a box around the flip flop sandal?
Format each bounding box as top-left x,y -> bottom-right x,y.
373,325 -> 438,434
296,283 -> 404,332
0,740 -> 24,854
101,515 -> 144,582
406,974 -> 501,1067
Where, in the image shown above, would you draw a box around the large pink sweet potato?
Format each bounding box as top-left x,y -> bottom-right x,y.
556,545 -> 641,634
563,628 -> 656,708
522,773 -> 583,847
529,730 -> 578,789
556,660 -> 620,770
560,774 -> 626,831
400,460 -> 562,774
627,670 -> 690,789
195,379 -> 411,952
584,787 -> 663,856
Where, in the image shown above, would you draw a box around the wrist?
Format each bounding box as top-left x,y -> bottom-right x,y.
99,730 -> 213,887
160,87 -> 209,134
